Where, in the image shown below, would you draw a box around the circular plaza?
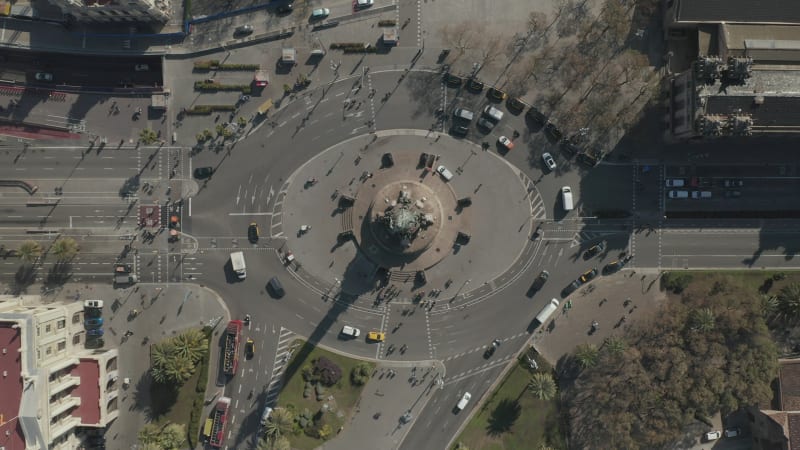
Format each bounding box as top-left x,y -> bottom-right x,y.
278,131 -> 538,300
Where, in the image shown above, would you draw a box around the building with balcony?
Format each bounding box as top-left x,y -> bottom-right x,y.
663,0 -> 800,140
747,358 -> 800,450
0,295 -> 118,450
47,0 -> 170,24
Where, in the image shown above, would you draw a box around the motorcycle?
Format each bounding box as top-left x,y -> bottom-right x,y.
244,314 -> 251,326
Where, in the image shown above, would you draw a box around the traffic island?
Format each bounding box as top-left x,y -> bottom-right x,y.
273,339 -> 376,449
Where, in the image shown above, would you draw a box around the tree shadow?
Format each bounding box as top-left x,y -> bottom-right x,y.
119,174 -> 141,198
12,264 -> 37,295
486,397 -> 521,436
44,261 -> 73,289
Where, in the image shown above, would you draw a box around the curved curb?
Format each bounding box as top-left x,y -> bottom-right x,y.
276,129 -> 543,312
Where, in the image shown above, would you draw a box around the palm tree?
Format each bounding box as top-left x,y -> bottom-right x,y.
172,329 -> 208,363
50,237 -> 79,262
690,307 -> 716,332
17,240 -> 42,264
258,436 -> 290,450
151,340 -> 175,368
163,354 -> 195,384
574,343 -> 599,370
264,407 -> 294,440
776,283 -> 800,324
603,336 -> 626,356
528,372 -> 557,401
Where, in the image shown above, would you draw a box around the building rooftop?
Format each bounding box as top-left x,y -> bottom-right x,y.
780,359 -> 800,411
71,359 -> 101,425
0,322 -> 25,450
676,0 -> 800,24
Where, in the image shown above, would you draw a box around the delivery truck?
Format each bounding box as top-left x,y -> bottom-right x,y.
231,251 -> 246,279
535,299 -> 559,326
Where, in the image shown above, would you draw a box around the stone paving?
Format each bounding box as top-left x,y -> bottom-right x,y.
533,270 -> 666,364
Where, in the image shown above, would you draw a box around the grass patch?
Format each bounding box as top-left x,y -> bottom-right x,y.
149,369 -> 201,426
663,270 -> 796,298
455,358 -> 565,450
277,340 -> 374,450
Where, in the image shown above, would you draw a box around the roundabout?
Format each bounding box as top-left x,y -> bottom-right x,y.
277,131 -> 539,304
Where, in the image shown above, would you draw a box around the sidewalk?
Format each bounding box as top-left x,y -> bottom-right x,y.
3,281 -> 231,449
321,362 -> 443,450
533,271 -> 667,364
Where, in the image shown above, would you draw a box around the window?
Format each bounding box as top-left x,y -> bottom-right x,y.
46,324 -> 51,333
73,334 -> 81,345
46,347 -> 52,355
57,319 -> 65,329
72,313 -> 81,324
57,341 -> 66,351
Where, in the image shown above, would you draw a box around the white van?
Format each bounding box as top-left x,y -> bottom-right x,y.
535,298 -> 559,325
691,190 -> 712,199
561,186 -> 574,211
453,108 -> 474,122
668,190 -> 689,199
260,406 -> 273,426
231,251 -> 247,279
482,105 -> 504,122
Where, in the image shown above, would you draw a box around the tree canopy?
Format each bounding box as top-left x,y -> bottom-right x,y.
566,279 -> 778,449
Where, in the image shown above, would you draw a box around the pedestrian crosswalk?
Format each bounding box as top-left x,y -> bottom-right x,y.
263,328 -> 297,406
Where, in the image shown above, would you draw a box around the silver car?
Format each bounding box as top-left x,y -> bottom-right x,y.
542,152 -> 557,171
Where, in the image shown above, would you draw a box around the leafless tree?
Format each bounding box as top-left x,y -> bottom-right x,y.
598,0 -> 633,50
555,0 -> 592,38
473,32 -> 507,71
439,22 -> 480,61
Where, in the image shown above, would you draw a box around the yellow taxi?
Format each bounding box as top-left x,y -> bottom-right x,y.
367,331 -> 386,342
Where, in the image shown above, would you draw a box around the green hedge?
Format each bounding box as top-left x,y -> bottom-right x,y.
193,60 -> 260,71
330,43 -> 377,53
378,20 -> 396,26
193,81 -> 252,94
187,326 -> 214,449
185,105 -> 237,115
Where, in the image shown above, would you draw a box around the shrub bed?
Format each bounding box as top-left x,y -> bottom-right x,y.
378,19 -> 396,26
186,326 -> 213,449
329,43 -> 377,53
194,60 -> 261,71
194,81 -> 252,94
184,105 -> 237,115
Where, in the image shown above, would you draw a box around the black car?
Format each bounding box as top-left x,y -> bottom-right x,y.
544,122 -> 563,142
602,260 -> 622,275
530,270 -> 549,292
483,339 -> 500,359
248,222 -> 260,243
579,268 -> 599,284
477,117 -> 495,131
583,243 -> 605,259
193,166 -> 214,179
526,107 -> 547,126
451,125 -> 469,136
506,97 -> 525,114
444,73 -> 463,87
467,79 -> 484,92
275,3 -> 293,14
561,280 -> 580,298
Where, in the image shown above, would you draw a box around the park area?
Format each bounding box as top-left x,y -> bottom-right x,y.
455,355 -> 565,450
275,340 -> 375,450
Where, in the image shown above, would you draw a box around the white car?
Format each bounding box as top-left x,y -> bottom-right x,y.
437,165 -> 454,181
704,430 -> 721,441
498,136 -> 514,150
341,325 -> 361,337
542,152 -> 557,171
456,392 -> 471,411
665,178 -> 685,187
84,300 -> 104,309
310,8 -> 330,19
35,72 -> 53,82
356,0 -> 374,7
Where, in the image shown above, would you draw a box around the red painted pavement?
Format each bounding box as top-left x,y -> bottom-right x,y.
0,124 -> 81,140
0,323 -> 24,450
70,359 -> 101,425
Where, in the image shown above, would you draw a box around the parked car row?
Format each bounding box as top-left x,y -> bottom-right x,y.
558,245 -> 628,298
83,300 -> 105,338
